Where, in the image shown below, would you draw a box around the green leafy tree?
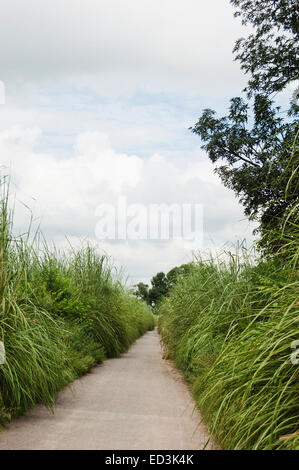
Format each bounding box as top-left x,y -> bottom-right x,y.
191,0 -> 299,250
147,263 -> 194,307
133,282 -> 150,304
148,272 -> 168,307
231,0 -> 299,97
191,97 -> 298,240
166,263 -> 194,290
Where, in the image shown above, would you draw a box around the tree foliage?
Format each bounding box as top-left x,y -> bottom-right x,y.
133,263 -> 194,308
191,96 -> 298,237
231,0 -> 299,96
148,272 -> 169,307
133,282 -> 150,304
191,0 -> 299,250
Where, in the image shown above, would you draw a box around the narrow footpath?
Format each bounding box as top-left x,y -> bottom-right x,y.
0,329 -> 217,450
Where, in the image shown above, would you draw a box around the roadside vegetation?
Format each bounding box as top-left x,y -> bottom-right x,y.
158,205 -> 298,449
0,182 -> 154,426
158,0 -> 298,450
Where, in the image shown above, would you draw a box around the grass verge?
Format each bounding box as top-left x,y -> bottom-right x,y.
158,218 -> 298,449
0,182 -> 154,425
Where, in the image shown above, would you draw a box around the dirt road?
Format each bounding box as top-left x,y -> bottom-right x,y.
0,329 -> 216,450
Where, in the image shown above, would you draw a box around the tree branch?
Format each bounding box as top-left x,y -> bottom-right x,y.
219,144 -> 261,167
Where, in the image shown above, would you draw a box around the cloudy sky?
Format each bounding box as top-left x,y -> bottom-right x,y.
0,0 -> 257,284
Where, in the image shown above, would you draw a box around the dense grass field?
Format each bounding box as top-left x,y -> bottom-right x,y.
0,184 -> 154,426
158,219 -> 299,449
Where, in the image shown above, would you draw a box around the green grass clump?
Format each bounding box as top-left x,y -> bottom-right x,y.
158,219 -> 299,449
0,182 -> 154,425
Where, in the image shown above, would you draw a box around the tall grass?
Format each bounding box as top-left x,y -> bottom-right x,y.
158,216 -> 299,449
0,181 -> 154,425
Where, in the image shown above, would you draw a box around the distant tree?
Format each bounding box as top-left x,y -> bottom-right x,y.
147,263 -> 195,308
133,282 -> 150,304
166,263 -> 194,290
148,272 -> 168,307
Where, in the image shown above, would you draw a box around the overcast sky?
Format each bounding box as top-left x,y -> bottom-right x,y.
0,0 -> 257,284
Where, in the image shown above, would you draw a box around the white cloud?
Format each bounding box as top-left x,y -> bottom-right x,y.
1,0 -> 248,96
0,126 -> 256,281
0,1 -> 258,281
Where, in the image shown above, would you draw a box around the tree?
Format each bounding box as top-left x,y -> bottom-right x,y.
191,1 -> 299,250
148,272 -> 168,307
191,96 -> 298,238
166,263 -> 194,290
146,263 -> 195,308
231,0 -> 299,97
133,282 -> 150,304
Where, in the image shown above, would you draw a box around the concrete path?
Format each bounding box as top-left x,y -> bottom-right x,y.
0,329 -> 216,450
